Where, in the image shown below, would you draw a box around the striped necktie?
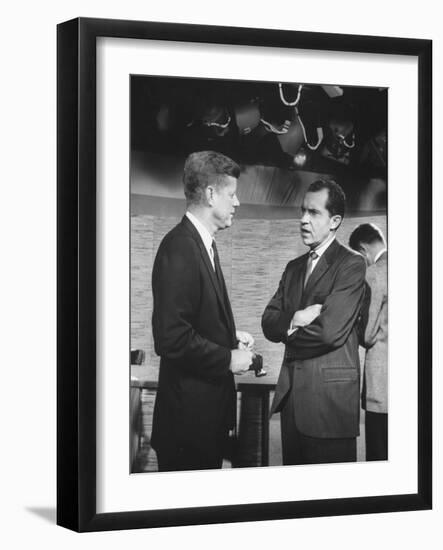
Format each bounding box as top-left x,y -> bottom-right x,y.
304,250 -> 319,288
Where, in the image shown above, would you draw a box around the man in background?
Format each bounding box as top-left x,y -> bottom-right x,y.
350,223 -> 388,461
151,150 -> 254,471
262,179 -> 366,465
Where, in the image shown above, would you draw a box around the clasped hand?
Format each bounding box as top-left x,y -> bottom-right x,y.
236,330 -> 254,350
230,330 -> 254,375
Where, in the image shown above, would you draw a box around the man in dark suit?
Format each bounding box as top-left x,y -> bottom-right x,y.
349,223 -> 388,461
262,179 -> 366,465
151,150 -> 254,472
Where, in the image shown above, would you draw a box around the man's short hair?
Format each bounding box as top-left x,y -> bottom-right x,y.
183,150 -> 240,205
307,179 -> 346,219
349,223 -> 385,251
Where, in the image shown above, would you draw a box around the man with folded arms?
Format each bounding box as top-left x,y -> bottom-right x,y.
262,179 -> 366,465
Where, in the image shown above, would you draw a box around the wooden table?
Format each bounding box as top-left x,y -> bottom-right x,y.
130,373 -> 276,470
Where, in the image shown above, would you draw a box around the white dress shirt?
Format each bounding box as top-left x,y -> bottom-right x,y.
186,211 -> 215,270
287,234 -> 336,335
374,247 -> 387,264
310,233 -> 336,271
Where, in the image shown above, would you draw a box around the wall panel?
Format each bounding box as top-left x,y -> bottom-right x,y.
131,204 -> 386,386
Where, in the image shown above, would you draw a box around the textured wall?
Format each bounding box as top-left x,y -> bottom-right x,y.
131,209 -> 386,385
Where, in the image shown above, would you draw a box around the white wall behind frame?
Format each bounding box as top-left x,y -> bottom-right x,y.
1,1 -> 440,550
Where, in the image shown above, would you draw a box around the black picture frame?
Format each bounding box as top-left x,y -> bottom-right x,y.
57,17 -> 432,532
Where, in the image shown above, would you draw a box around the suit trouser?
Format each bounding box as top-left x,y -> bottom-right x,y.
365,410 -> 388,461
156,448 -> 223,472
280,393 -> 356,465
155,431 -> 229,472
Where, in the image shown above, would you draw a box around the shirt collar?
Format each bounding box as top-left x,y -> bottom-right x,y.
374,247 -> 387,263
186,211 -> 213,252
312,234 -> 335,259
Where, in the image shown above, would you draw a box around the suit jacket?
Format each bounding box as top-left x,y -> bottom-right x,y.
262,239 -> 366,438
150,216 -> 237,460
362,251 -> 388,414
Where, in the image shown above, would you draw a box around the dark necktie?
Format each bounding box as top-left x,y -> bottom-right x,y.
211,240 -> 224,290
304,250 -> 319,288
211,240 -> 235,337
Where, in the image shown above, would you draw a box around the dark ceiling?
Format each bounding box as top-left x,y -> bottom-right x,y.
131,75 -> 387,180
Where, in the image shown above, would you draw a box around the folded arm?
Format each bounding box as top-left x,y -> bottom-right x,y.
261,267 -> 295,343
286,255 -> 366,359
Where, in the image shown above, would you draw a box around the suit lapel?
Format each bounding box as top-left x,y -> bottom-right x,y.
303,239 -> 340,296
181,217 -> 235,335
217,262 -> 236,337
291,254 -> 308,309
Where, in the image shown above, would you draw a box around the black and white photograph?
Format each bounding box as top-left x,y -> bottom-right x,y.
2,0 -> 440,546
53,14 -> 432,534
129,75 -> 389,473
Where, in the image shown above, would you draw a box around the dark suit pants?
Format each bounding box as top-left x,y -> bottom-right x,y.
365,411 -> 388,461
155,432 -> 229,472
280,397 -> 356,465
156,448 -> 223,472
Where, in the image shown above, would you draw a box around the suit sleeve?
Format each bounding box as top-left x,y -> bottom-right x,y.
261,265 -> 295,343
152,236 -> 231,379
286,254 -> 366,360
364,264 -> 386,348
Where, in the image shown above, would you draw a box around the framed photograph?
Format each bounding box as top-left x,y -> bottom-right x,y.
57,17 -> 432,532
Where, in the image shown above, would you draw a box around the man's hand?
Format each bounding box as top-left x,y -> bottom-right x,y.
230,349 -> 253,375
236,330 -> 254,350
291,304 -> 322,329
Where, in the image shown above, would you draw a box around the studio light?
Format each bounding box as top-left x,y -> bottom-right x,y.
293,148 -> 308,167
234,99 -> 261,135
321,118 -> 355,164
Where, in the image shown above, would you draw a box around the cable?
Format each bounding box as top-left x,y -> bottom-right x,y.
260,118 -> 291,134
278,83 -> 303,106
337,133 -> 355,148
202,115 -> 231,129
295,107 -> 324,150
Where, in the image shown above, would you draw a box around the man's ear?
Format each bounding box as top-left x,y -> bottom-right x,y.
358,244 -> 371,264
206,186 -> 214,206
330,214 -> 342,230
